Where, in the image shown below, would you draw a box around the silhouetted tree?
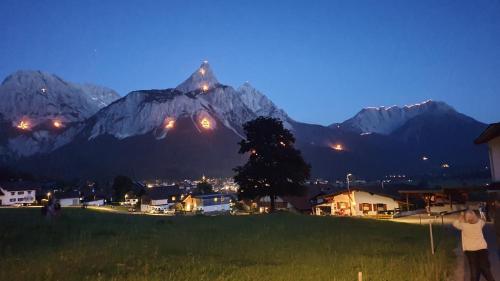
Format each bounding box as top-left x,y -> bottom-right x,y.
196,180 -> 213,194
112,175 -> 134,202
234,117 -> 310,212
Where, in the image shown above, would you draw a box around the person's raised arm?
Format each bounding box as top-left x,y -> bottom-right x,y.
452,212 -> 465,230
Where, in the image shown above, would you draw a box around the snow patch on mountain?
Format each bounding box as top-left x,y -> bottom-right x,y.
0,70 -> 120,126
337,100 -> 455,135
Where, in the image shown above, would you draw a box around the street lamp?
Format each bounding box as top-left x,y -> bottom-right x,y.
346,173 -> 353,216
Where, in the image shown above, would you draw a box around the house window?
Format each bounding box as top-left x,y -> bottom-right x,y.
18,198 -> 24,201
373,203 -> 387,212
18,191 -> 24,195
359,203 -> 372,212
11,192 -> 15,196
28,191 -> 32,194
10,198 -> 16,202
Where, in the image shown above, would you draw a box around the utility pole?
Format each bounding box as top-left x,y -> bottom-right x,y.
346,173 -> 353,216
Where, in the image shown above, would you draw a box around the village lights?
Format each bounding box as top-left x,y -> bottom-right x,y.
200,118 -> 211,129
441,163 -> 450,168
17,120 -> 30,130
279,141 -> 286,147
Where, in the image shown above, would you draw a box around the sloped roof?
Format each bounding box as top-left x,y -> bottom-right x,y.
144,186 -> 185,200
475,122 -> 500,144
283,186 -> 325,211
0,181 -> 40,191
54,191 -> 80,200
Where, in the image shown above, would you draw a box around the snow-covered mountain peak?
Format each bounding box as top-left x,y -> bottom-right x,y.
338,100 -> 457,135
0,70 -> 120,125
176,61 -> 219,93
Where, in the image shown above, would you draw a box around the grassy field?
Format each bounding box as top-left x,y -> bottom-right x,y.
0,208 -> 457,281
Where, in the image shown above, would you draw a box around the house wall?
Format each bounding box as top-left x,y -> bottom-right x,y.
352,191 -> 399,216
151,199 -> 169,206
0,188 -> 36,206
489,137 -> 500,182
59,198 -> 80,207
201,203 -> 231,213
328,191 -> 398,216
85,199 -> 104,206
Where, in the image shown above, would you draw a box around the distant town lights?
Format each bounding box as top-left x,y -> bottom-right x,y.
441,163 -> 450,168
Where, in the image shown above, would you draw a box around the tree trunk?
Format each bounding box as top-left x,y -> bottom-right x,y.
269,194 -> 276,213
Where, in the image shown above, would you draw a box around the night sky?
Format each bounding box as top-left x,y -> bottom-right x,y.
1,0 -> 499,124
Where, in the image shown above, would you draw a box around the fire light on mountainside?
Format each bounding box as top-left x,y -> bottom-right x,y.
53,120 -> 62,128
200,118 -> 211,129
199,68 -> 205,76
331,144 -> 343,151
202,84 -> 209,92
165,119 -> 175,129
16,120 -> 30,130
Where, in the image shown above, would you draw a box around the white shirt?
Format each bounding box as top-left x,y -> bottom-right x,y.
452,219 -> 488,251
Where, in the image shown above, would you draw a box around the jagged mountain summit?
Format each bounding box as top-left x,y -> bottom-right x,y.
86,62 -> 291,141
335,100 -> 456,135
0,70 -> 120,125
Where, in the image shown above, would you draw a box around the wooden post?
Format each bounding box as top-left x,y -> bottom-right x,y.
406,193 -> 410,212
419,214 -> 422,225
429,220 -> 435,255
358,272 -> 363,281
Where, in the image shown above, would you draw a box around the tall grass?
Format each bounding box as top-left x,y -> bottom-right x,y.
0,209 -> 456,281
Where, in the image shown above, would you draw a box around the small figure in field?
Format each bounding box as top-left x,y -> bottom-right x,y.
479,202 -> 487,221
495,199 -> 500,259
453,210 -> 496,281
41,197 -> 60,218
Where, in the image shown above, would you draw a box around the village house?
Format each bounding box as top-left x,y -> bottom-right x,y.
54,191 -> 81,207
254,186 -> 325,214
124,191 -> 139,206
0,181 -> 38,206
141,186 -> 186,213
183,193 -> 233,213
475,122 -> 500,186
314,188 -> 401,217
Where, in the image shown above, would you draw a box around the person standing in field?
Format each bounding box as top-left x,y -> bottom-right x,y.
453,210 -> 496,281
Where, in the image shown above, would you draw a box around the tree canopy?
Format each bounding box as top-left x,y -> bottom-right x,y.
234,117 -> 310,212
112,175 -> 134,202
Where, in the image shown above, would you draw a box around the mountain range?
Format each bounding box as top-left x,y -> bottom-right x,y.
0,63 -> 489,181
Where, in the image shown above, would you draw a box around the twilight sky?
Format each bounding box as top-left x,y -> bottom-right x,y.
1,0 -> 499,125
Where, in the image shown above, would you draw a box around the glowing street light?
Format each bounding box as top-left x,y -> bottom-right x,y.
200,118 -> 211,129
17,120 -> 30,130
279,141 -> 286,147
422,156 -> 429,161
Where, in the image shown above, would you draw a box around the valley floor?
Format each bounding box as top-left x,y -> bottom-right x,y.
0,208 -> 457,281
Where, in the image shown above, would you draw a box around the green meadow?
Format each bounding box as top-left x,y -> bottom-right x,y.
0,208 -> 456,281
